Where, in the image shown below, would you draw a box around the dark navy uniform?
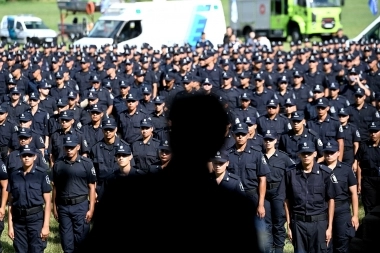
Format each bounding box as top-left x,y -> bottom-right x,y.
38,95 -> 57,116
277,161 -> 340,253
340,122 -> 361,166
0,117 -> 18,162
0,160 -> 7,253
8,164 -> 51,253
211,171 -> 245,196
307,115 -> 344,144
257,113 -> 290,137
52,155 -> 96,253
279,128 -> 323,163
251,88 -> 276,116
322,161 -> 357,253
26,107 -> 49,136
264,148 -> 295,253
355,128 -> 380,214
347,102 -> 378,142
7,148 -> 48,173
131,136 -> 160,172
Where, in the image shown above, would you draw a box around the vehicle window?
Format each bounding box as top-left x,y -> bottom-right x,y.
271,0 -> 282,15
118,20 -> 142,42
16,22 -> 22,30
298,0 -> 307,7
88,20 -> 123,38
365,22 -> 380,41
24,21 -> 49,29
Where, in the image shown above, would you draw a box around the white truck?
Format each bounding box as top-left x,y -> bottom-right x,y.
0,15 -> 57,45
348,16 -> 380,44
73,0 -> 226,51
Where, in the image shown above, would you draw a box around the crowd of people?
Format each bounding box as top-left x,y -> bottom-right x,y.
0,28 -> 378,252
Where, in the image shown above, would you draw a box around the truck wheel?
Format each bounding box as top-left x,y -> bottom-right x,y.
290,26 -> 301,42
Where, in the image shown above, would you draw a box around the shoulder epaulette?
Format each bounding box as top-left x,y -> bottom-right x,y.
35,166 -> 45,172
319,164 -> 332,173
308,128 -> 318,136
250,145 -> 262,152
228,172 -> 240,181
80,156 -> 92,163
286,164 -> 297,171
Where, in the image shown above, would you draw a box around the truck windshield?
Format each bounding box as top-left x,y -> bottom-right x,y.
309,0 -> 341,7
88,20 -> 123,38
24,21 -> 49,29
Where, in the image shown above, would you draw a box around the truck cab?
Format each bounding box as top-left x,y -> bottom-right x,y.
0,15 -> 57,45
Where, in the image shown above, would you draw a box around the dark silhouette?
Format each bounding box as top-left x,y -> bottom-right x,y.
84,95 -> 255,252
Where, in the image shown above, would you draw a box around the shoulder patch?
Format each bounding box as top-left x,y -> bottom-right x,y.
91,167 -> 96,176
261,156 -> 267,165
1,164 -> 6,173
45,175 -> 50,184
330,173 -> 338,184
339,125 -> 343,132
228,173 -> 240,180
77,122 -> 82,129
317,138 -> 323,146
239,181 -> 244,192
356,130 -> 360,138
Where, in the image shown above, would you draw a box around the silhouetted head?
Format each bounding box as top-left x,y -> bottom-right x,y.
169,95 -> 228,164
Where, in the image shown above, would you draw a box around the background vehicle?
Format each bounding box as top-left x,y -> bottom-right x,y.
73,0 -> 226,51
0,15 -> 57,45
348,16 -> 380,44
230,0 -> 344,41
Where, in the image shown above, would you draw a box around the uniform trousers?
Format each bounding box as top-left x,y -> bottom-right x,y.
332,201 -> 355,253
361,176 -> 380,215
13,211 -> 46,253
57,200 -> 90,253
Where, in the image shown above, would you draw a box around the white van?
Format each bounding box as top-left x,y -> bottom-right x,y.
74,0 -> 226,51
348,16 -> 380,44
0,15 -> 57,45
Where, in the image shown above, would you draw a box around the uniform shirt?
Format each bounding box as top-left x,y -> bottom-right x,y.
139,99 -> 155,115
251,88 -> 276,116
366,69 -> 380,94
279,128 -> 323,163
347,103 -> 378,141
7,165 -> 51,209
328,95 -> 350,118
277,162 -> 340,216
232,106 -> 259,122
290,84 -> 311,111
50,86 -> 74,101
307,115 -> 344,144
49,128 -> 89,160
257,113 -> 291,136
52,156 -> 96,199
159,85 -> 182,110
210,172 -> 245,196
82,123 -> 104,149
0,118 -> 18,148
321,161 -> 357,202
264,150 -> 295,183
227,145 -> 270,190
1,100 -> 30,122
248,133 -> 265,152
7,149 -> 48,173
150,112 -> 168,136
304,70 -> 325,86
275,90 -> 296,110
112,94 -> 128,116
90,137 -> 129,180
26,107 -> 49,136
341,123 -> 361,165
39,96 -> 57,116
355,141 -> 380,173
0,161 -> 8,204
118,108 -> 147,144
215,87 -> 240,110
131,136 -> 160,172
198,65 -> 224,87
8,129 -> 45,151
82,88 -> 113,110
74,70 -> 93,95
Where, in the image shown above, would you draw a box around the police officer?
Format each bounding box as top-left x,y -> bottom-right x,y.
148,139 -> 171,174
26,92 -> 49,136
7,145 -> 51,253
82,104 -> 105,149
321,140 -> 359,253
210,150 -> 245,195
227,122 -> 271,253
0,159 -> 7,253
150,96 -> 168,139
117,92 -> 147,144
49,110 -> 89,165
0,105 -> 18,162
337,108 -> 361,166
262,130 -> 295,253
52,135 -> 96,253
90,118 -> 129,200
355,121 -> 380,214
257,99 -> 290,137
7,130 -> 48,173
277,141 -> 340,253
2,87 -> 30,122
279,111 -> 324,163
131,118 -> 160,172
232,92 -> 259,122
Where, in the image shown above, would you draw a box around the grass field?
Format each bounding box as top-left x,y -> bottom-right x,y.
0,0 -> 373,252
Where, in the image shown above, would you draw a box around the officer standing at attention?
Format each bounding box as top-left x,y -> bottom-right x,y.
7,146 -> 51,253
210,150 -> 245,195
148,139 -> 172,174
0,105 -> 18,162
227,122 -> 271,253
131,118 -> 160,172
90,118 -> 129,200
262,130 -> 295,253
277,141 -> 340,253
0,159 -> 7,253
321,140 -> 359,253
52,135 -> 96,253
354,122 -> 380,215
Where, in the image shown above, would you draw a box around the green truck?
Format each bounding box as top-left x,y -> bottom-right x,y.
230,0 -> 344,41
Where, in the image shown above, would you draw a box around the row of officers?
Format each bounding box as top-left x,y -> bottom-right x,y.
4,111 -> 380,253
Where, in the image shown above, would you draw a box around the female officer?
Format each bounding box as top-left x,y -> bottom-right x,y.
7,145 -> 51,253
322,140 -> 359,253
0,159 -> 8,253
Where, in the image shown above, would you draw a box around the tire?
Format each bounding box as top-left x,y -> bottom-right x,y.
290,25 -> 301,42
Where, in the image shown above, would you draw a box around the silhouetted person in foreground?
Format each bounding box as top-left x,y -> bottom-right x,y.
84,94 -> 255,252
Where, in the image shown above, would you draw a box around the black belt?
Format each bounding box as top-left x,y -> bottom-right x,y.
293,213 -> 327,222
335,200 -> 348,208
361,169 -> 380,177
13,206 -> 43,217
58,195 -> 88,205
267,182 -> 280,190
